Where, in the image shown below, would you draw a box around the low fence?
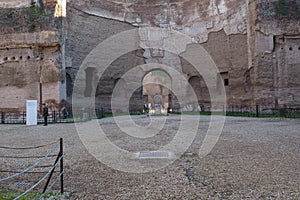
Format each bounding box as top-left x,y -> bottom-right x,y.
0,108 -> 105,124
179,104 -> 300,118
0,138 -> 64,199
223,105 -> 300,118
0,111 -> 71,124
0,105 -> 299,124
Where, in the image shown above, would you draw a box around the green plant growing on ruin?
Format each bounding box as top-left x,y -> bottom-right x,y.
0,8 -> 22,31
26,2 -> 47,31
276,0 -> 287,16
28,3 -> 45,16
0,2 -> 52,33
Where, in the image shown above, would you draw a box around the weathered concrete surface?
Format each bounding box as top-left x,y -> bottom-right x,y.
71,0 -> 247,42
0,0 -> 31,8
0,0 -> 57,9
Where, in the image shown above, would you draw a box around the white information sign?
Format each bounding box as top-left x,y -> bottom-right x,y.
26,100 -> 38,126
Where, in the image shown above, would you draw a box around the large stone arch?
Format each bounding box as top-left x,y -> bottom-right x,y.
73,28 -> 226,114
188,76 -> 201,101
142,69 -> 172,111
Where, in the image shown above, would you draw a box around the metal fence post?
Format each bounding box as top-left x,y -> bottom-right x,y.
256,105 -> 260,118
22,112 -> 25,124
1,112 -> 4,124
53,111 -> 56,123
60,138 -> 64,194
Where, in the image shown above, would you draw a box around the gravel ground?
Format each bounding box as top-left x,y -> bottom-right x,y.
0,115 -> 299,199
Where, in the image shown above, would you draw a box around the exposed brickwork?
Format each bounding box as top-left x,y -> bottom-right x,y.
1,0 -> 300,112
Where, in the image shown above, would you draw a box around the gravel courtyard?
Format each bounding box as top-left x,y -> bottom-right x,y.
0,115 -> 299,199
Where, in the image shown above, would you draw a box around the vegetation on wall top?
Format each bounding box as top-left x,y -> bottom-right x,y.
0,3 -> 55,33
258,0 -> 300,20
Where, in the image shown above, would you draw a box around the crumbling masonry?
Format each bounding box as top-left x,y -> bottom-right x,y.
0,0 -> 299,113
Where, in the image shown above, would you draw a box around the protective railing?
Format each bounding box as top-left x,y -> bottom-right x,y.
0,138 -> 64,199
1,105 -> 299,124
0,108 -> 105,124
223,105 -> 300,118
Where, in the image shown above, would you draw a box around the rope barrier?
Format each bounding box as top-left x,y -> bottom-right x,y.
38,171 -> 64,200
0,138 -> 64,198
14,155 -> 63,200
0,141 -> 59,182
0,170 -> 55,174
0,140 -> 58,150
0,155 -> 57,159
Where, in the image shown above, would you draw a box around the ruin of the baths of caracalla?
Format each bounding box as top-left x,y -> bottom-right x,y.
0,0 -> 300,114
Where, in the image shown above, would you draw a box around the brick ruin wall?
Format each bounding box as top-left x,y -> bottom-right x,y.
1,0 -> 300,113
66,0 -> 251,112
250,0 -> 300,107
0,0 -> 64,112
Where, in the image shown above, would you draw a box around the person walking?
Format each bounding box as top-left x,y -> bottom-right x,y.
61,106 -> 68,119
42,103 -> 48,126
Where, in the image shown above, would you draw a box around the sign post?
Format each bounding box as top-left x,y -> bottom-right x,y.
26,100 -> 38,126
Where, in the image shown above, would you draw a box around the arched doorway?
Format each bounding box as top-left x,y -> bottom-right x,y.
188,76 -> 201,103
142,69 -> 172,114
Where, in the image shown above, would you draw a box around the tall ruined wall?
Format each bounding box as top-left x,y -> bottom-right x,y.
65,4 -> 144,112
66,0 -> 250,112
248,0 -> 300,107
3,0 -> 297,112
0,0 -> 57,9
0,0 -> 64,112
71,0 -> 247,42
182,30 -> 251,105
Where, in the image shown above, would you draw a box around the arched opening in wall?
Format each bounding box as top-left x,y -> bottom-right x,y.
94,49 -> 146,113
84,67 -> 96,97
114,78 -> 127,99
188,76 -> 202,103
66,73 -> 73,97
181,56 -> 211,110
142,69 -> 172,114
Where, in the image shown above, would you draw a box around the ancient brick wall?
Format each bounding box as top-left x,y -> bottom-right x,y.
66,0 -> 250,112
0,0 -> 63,112
248,0 -> 300,107
2,0 -> 299,113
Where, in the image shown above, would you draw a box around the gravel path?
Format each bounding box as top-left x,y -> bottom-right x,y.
0,115 -> 299,199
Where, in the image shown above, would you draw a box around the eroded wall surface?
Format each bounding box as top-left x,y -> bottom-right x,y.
67,0 -> 251,112
0,0 -> 64,112
248,0 -> 300,107
2,0 -> 299,113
